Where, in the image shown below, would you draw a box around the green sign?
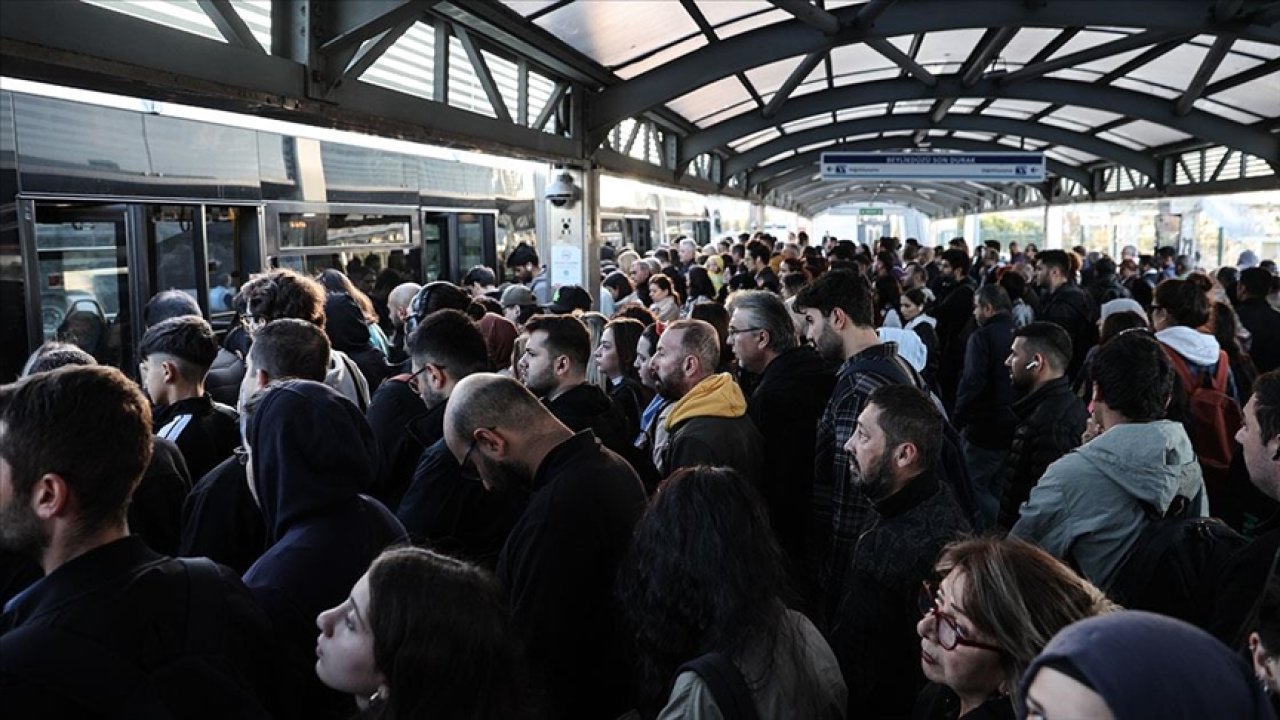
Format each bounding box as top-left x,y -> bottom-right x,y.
859,208 -> 885,216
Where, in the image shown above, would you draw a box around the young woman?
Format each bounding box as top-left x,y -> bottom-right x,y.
682,266 -> 718,317
900,288 -> 940,390
594,317 -> 653,439
876,275 -> 904,328
618,466 -> 846,718
315,547 -> 529,719
913,537 -> 1114,720
648,273 -> 682,323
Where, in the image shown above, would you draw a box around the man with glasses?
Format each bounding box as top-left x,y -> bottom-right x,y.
830,383 -> 970,718
395,310 -> 523,565
443,373 -> 646,719
727,289 -> 834,601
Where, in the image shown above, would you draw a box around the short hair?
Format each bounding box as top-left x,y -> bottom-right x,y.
603,271 -> 633,297
727,290 -> 798,352
139,316 -> 219,380
1013,322 -> 1073,372
412,281 -> 472,321
1094,257 -> 1117,278
941,249 -> 970,275
1037,250 -> 1073,277
999,268 -> 1027,299
616,304 -> 657,326
447,374 -> 553,442
21,342 -> 97,377
866,384 -> 943,471
665,319 -> 720,374
523,314 -> 592,370
1092,330 -> 1174,422
505,242 -> 539,268
977,284 -> 1013,313
239,268 -> 326,326
793,269 -> 874,327
1099,310 -> 1149,345
144,290 -> 201,327
1154,278 -> 1210,328
462,265 -> 497,287
745,239 -> 771,265
1254,370 -> 1280,445
903,287 -> 929,307
248,318 -> 330,382
0,366 -> 153,533
408,309 -> 491,379
1240,267 -> 1274,300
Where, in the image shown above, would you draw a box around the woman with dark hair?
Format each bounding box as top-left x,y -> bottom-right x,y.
315,547 -> 529,720
682,266 -> 718,317
649,273 -> 682,323
1074,300 -> 1150,401
913,536 -> 1114,720
596,317 -> 653,439
1214,299 -> 1259,402
318,268 -> 391,360
618,466 -> 847,718
876,275 -> 904,328
901,288 -> 940,390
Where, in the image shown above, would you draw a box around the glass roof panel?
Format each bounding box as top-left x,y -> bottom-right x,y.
1046,105 -> 1125,128
1000,28 -> 1064,65
1074,46 -> 1148,74
359,21 -> 436,101
1208,76 -> 1280,118
1046,68 -> 1101,82
796,140 -> 837,154
996,137 -> 1047,149
1111,77 -> 1179,99
83,0 -> 225,42
1046,28 -> 1134,61
948,98 -> 985,113
1045,147 -> 1099,165
1096,131 -> 1147,151
832,67 -> 902,86
916,29 -> 988,66
1108,120 -> 1192,147
666,75 -> 753,123
730,127 -> 781,152
695,99 -> 758,129
951,131 -> 996,141
534,1 -> 699,68
746,56 -> 809,98
694,0 -> 774,27
1191,98 -> 1264,125
713,7 -> 788,41
828,43 -> 897,76
1126,43 -> 1211,92
613,35 -> 708,80
1233,39 -> 1280,60
760,150 -> 795,166
980,99 -> 1052,118
836,104 -> 888,121
782,114 -> 832,133
500,1 -> 562,16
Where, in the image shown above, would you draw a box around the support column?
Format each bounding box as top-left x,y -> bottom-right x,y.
1044,205 -> 1064,250
541,166 -> 602,306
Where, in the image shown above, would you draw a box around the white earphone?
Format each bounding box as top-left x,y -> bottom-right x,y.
1025,359 -> 1041,370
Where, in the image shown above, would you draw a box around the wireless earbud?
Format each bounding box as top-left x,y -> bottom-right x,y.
1025,360 -> 1040,370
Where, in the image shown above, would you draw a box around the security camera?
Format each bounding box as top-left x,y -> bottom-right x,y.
545,172 -> 581,209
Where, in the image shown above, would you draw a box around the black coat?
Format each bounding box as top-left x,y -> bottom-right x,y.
1237,298 -> 1280,374
497,431 -> 647,719
129,436 -> 192,557
365,376 -> 435,509
153,394 -> 239,482
747,346 -> 836,583
931,277 -> 977,407
179,455 -> 265,575
608,375 -> 653,441
999,376 -> 1089,529
1039,283 -> 1097,381
547,382 -> 659,488
954,313 -> 1017,450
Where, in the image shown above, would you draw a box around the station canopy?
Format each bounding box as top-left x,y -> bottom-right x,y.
2,1 -> 1278,217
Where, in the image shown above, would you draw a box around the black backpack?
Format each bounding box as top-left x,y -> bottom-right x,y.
1108,497 -> 1247,627
3,558 -> 274,719
843,353 -> 983,529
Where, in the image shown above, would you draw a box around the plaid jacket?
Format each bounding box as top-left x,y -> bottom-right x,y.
812,342 -> 920,622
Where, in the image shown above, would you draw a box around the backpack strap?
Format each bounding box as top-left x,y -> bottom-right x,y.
178,557 -> 226,656
1159,343 -> 1197,394
1209,350 -> 1231,393
676,651 -> 760,720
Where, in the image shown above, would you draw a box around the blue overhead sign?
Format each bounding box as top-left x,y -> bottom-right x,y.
821,152 -> 1046,182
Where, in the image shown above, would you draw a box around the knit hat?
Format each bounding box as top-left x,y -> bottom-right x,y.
1100,298 -> 1145,323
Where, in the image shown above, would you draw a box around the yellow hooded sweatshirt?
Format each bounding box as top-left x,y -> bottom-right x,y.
665,373 -> 748,430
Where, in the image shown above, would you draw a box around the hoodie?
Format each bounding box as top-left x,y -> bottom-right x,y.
324,293 -> 389,392
660,373 -> 764,486
241,380 -> 406,719
1011,420 -> 1206,589
1157,325 -> 1222,366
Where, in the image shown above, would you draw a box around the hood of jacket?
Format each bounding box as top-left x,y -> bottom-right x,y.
248,379 -> 377,543
1156,325 -> 1222,366
324,293 -> 372,353
905,313 -> 937,330
1075,420 -> 1202,511
877,327 -> 928,372
666,373 -> 747,429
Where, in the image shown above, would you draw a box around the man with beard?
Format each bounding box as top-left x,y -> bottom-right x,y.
648,319 -> 763,485
999,322 -> 1088,529
794,269 -> 927,626
444,374 -> 646,719
505,241 -> 550,305
0,366 -> 280,716
830,384 -> 970,718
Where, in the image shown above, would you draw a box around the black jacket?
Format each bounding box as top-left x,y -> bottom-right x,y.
1039,283 -> 1097,381
1209,517 -> 1280,647
205,347 -> 245,408
324,292 -> 389,391
365,375 -> 435,509
1086,275 -> 1132,308
179,455 -> 265,575
498,431 -> 647,720
241,381 -> 406,720
546,382 -> 659,488
832,472 -> 971,718
954,312 -> 1017,449
909,320 -> 942,391
129,436 -> 192,557
931,276 -> 977,406
1237,298 -> 1280,374
396,438 -> 525,569
663,412 -> 766,488
747,346 -> 835,582
0,537 -> 280,718
913,683 -> 1015,720
609,375 -> 653,440
999,376 -> 1088,529
153,394 -> 239,482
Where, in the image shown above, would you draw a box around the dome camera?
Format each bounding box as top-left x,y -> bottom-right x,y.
545,172 -> 581,209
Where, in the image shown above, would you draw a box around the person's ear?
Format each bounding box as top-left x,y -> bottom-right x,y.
161,359 -> 179,385
30,473 -> 71,521
255,368 -> 270,391
896,442 -> 918,469
474,427 -> 507,459
427,364 -> 448,391
830,307 -> 849,331
554,354 -> 571,376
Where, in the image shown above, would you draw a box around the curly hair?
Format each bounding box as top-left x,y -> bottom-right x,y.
239,268 -> 326,327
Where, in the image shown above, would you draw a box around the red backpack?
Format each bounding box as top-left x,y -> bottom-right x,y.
1160,345 -> 1242,494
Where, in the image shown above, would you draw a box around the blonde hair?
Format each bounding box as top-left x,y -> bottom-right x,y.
935,536 -> 1117,702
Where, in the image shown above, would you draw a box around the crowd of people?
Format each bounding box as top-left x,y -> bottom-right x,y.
1,231 -> 1279,720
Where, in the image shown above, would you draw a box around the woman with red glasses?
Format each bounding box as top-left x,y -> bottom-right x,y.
913,536 -> 1114,720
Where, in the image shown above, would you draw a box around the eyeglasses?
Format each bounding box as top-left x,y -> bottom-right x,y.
727,326 -> 764,338
233,446 -> 249,466
918,581 -> 1003,654
458,426 -> 496,471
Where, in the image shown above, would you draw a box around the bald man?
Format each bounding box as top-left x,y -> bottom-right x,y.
444,374 -> 646,719
386,282 -> 421,367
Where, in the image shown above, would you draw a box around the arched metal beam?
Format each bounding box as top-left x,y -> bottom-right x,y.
784,178 -> 1012,207
788,180 -> 990,209
588,0 -> 1279,136
723,113 -> 1158,179
681,75 -> 1278,167
753,138 -> 1093,190
803,192 -> 958,217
